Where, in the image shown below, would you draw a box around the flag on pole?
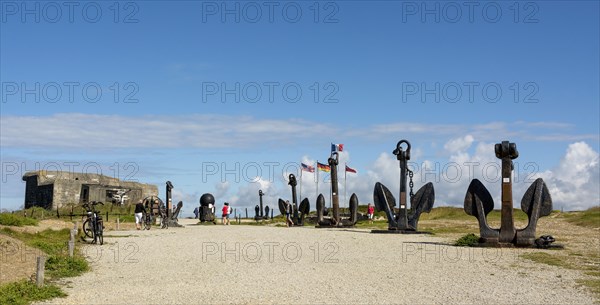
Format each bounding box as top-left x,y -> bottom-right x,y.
301,163 -> 315,173
345,165 -> 357,173
331,143 -> 344,152
317,162 -> 330,172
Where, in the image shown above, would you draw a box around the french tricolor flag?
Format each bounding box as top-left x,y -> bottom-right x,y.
331,143 -> 344,152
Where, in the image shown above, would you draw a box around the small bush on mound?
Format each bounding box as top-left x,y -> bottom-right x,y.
454,233 -> 480,247
0,213 -> 39,226
0,280 -> 66,305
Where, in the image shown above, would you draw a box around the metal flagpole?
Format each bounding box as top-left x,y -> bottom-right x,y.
344,163 -> 347,213
316,161 -> 319,197
329,171 -> 332,209
299,168 -> 302,202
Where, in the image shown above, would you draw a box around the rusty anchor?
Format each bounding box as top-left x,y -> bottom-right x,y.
278,174 -> 310,226
372,140 -> 435,233
464,141 -> 553,247
316,151 -> 359,227
254,189 -> 270,220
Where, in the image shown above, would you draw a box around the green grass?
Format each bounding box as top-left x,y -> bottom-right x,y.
520,252 -> 572,268
0,213 -> 39,226
0,280 -> 66,305
353,220 -> 388,230
420,207 -> 473,221
420,225 -> 478,235
45,256 -> 89,278
454,233 -> 480,247
562,207 -> 600,228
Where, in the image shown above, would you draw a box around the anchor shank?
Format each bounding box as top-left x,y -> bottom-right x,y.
329,153 -> 340,224
498,141 -> 517,243
259,190 -> 264,217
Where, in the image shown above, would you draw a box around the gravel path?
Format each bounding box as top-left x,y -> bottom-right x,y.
36,219 -> 595,304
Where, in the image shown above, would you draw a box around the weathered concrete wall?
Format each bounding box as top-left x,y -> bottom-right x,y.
23,171 -> 159,209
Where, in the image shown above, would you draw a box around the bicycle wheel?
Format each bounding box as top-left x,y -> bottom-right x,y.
144,215 -> 151,230
83,219 -> 94,238
97,220 -> 104,245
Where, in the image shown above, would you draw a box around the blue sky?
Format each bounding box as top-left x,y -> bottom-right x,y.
1,1 -> 599,215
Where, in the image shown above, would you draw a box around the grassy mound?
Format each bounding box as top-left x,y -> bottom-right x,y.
562,207 -> 600,228
0,213 -> 39,226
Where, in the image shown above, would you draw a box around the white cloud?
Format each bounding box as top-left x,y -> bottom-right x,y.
532,142 -> 600,211
0,114 -> 337,149
1,114 -> 597,150
214,181 -> 230,199
444,135 -> 474,154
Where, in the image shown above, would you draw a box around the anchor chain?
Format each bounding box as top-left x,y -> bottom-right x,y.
407,168 -> 414,200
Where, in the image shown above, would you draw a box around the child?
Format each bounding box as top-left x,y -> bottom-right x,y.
222,203 -> 230,225
367,203 -> 375,224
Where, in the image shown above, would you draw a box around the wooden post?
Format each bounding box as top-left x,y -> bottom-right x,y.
245,208 -> 248,219
106,211 -> 109,222
36,256 -> 45,287
69,222 -> 77,257
41,210 -> 44,219
116,218 -> 120,230
68,240 -> 74,257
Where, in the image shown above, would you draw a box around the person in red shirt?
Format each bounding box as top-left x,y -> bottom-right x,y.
367,203 -> 375,224
222,203 -> 230,225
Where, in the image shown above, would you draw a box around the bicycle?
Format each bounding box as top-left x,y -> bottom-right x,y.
142,209 -> 152,230
157,204 -> 168,229
82,201 -> 104,245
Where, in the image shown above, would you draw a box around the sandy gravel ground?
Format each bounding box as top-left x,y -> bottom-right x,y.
35,219 -> 595,305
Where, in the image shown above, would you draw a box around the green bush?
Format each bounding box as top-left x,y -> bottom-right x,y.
454,233 -> 480,247
0,213 -> 39,226
0,280 -> 66,305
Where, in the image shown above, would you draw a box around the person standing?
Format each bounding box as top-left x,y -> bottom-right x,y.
222,203 -> 230,225
134,200 -> 146,230
367,203 -> 375,224
193,206 -> 199,219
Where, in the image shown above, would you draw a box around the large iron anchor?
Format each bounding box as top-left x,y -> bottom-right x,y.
464,141 -> 552,246
373,140 -> 435,231
316,151 -> 359,227
278,174 -> 310,226
254,189 -> 270,220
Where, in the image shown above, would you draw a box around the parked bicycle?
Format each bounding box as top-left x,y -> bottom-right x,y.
82,201 -> 104,245
159,204 -> 169,229
142,209 -> 152,230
